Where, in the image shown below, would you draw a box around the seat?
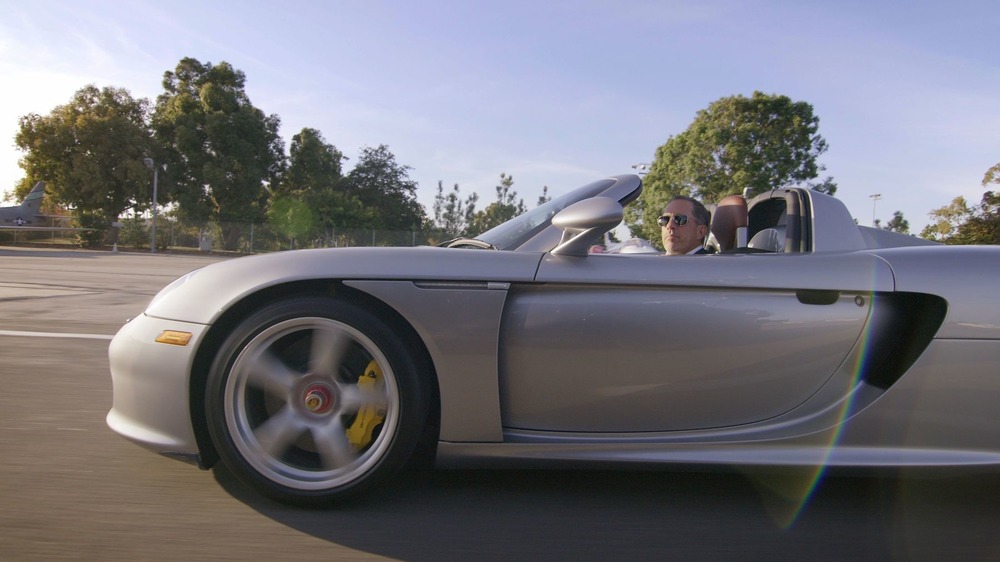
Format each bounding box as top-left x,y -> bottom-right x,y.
708,194 -> 748,252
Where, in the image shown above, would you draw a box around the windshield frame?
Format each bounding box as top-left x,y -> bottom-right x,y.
475,175 -> 641,251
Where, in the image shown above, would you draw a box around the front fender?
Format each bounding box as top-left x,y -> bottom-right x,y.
144,247 -> 543,325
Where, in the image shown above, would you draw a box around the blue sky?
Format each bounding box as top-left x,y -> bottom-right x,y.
2,0 -> 998,233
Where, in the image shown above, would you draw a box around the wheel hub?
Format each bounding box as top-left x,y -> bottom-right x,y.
302,383 -> 335,414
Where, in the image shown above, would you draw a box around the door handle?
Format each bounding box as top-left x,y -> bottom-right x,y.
796,289 -> 840,305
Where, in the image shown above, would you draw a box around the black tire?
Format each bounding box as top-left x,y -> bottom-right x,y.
205,296 -> 428,506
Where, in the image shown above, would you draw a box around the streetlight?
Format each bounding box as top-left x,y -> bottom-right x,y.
143,157 -> 158,253
869,193 -> 882,227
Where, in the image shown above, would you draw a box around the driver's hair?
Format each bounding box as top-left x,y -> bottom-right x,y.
665,195 -> 711,226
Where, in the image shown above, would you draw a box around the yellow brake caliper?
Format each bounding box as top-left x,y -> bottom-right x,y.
345,359 -> 385,450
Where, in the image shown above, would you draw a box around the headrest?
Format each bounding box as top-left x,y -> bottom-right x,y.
710,195 -> 748,252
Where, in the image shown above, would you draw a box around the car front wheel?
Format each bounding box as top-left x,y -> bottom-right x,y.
206,296 -> 428,505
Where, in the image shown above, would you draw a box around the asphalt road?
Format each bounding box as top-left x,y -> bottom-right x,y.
2,246 -> 999,561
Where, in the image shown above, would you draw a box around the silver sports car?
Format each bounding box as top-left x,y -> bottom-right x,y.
107,174 -> 1000,506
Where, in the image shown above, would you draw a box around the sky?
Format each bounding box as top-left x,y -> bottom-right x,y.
1,0 -> 998,234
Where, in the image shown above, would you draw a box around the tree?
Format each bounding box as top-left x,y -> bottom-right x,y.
537,185 -> 551,206
923,191 -> 1000,245
921,163 -> 1000,245
432,181 -> 478,239
15,85 -> 153,245
152,57 -> 284,250
343,144 -> 425,230
956,191 -> 1000,244
278,127 -> 345,198
920,192 -> 1000,245
272,127 -> 362,242
467,173 -> 527,235
921,196 -> 972,242
984,162 -> 1000,187
5,176 -> 39,203
882,211 -> 910,234
966,163 -> 1000,243
267,197 -> 313,248
628,91 -> 835,245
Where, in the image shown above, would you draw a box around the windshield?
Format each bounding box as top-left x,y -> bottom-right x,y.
475,178 -> 618,250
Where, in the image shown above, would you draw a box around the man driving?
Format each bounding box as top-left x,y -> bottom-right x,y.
659,195 -> 711,255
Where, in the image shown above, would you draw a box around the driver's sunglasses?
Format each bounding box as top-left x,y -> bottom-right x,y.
658,213 -> 691,227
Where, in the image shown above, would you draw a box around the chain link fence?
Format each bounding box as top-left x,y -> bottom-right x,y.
1,216 -> 454,253
102,215 -> 450,254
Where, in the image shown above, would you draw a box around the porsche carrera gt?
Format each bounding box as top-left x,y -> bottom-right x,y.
107,174 -> 1000,505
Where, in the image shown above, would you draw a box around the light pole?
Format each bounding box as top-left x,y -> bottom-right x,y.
869,193 -> 882,227
143,158 -> 158,253
631,163 -> 651,175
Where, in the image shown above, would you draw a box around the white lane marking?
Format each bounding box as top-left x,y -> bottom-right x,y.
0,329 -> 113,341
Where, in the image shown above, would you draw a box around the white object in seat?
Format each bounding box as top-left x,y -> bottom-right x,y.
748,226 -> 786,252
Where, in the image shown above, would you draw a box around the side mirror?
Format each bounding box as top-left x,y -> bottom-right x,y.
551,197 -> 624,256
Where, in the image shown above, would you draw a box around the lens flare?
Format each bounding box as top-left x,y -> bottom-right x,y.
750,291 -> 879,529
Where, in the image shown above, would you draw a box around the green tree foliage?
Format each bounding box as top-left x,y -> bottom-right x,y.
882,211 -> 910,234
921,163 -> 1000,245
267,197 -> 313,248
984,162 -> 1000,187
15,85 -> 153,245
468,173 -> 527,235
432,181 -> 479,239
343,144 -> 426,230
272,127 -> 368,241
5,176 -> 38,203
152,57 -> 284,250
628,91 -> 835,244
922,192 -> 1000,245
118,215 -> 151,249
308,188 -> 375,234
957,191 -> 1000,244
279,127 -> 345,198
537,185 -> 552,206
921,196 -> 972,242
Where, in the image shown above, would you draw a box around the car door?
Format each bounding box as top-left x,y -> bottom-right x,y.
498,251 -> 894,432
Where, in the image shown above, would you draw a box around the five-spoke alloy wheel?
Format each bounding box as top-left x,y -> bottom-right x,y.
206,296 -> 428,505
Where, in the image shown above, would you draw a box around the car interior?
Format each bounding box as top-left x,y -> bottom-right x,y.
706,189 -> 810,254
